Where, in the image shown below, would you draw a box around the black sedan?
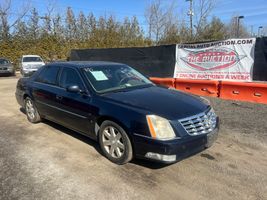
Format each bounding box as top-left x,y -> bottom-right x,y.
15,61 -> 219,164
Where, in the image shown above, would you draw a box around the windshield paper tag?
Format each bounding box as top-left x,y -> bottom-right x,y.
91,71 -> 108,81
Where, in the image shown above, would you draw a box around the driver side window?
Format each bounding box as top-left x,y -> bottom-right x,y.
59,68 -> 84,90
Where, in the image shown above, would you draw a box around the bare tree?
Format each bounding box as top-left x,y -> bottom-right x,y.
77,11 -> 87,41
52,14 -> 63,37
65,7 -> 77,40
42,1 -> 56,34
28,8 -> 39,40
0,0 -> 29,41
225,15 -> 249,38
38,0 -> 60,36
193,0 -> 216,41
144,0 -> 216,43
145,0 -> 177,44
13,19 -> 27,39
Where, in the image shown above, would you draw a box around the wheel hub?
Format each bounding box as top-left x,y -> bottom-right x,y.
26,100 -> 35,120
102,126 -> 125,158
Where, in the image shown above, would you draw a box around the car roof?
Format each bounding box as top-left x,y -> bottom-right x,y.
22,55 -> 41,57
49,61 -> 126,68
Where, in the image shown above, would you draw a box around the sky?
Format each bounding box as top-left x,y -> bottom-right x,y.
10,0 -> 267,36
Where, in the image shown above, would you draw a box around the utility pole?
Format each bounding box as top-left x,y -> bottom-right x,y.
186,0 -> 193,38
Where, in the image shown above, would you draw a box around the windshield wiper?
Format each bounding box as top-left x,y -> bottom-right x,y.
100,85 -> 127,93
100,84 -> 154,94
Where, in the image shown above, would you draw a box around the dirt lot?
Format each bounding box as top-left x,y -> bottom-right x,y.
0,76 -> 266,200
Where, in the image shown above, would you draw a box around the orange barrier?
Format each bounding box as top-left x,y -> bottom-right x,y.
149,77 -> 267,104
219,81 -> 267,104
149,77 -> 175,88
175,79 -> 219,97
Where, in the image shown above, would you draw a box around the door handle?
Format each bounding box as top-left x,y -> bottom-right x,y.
56,95 -> 63,101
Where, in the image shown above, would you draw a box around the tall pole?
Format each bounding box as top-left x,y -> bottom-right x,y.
190,0 -> 193,38
186,0 -> 193,38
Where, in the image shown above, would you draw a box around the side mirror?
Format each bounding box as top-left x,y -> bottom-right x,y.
66,85 -> 83,93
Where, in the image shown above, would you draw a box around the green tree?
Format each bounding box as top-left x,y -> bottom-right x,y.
159,24 -> 180,45
197,16 -> 226,41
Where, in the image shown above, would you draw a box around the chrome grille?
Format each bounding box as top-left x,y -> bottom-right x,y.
27,64 -> 43,69
179,109 -> 217,136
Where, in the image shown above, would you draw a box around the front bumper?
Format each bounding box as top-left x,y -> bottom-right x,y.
0,68 -> 14,75
21,69 -> 38,76
133,121 -> 219,163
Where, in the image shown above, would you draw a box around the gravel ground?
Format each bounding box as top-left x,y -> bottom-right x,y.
0,76 -> 266,200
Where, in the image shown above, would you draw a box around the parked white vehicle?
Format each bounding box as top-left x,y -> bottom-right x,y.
20,55 -> 45,76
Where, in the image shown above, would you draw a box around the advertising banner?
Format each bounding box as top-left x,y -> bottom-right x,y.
174,38 -> 256,81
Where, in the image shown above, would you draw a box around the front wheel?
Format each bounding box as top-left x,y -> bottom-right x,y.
24,97 -> 41,123
99,120 -> 133,165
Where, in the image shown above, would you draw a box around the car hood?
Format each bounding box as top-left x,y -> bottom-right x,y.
102,86 -> 209,120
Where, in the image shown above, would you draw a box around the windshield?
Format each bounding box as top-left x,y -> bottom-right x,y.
83,65 -> 153,93
0,59 -> 10,64
23,57 -> 43,62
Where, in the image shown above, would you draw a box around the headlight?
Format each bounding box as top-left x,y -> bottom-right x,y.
146,115 -> 176,140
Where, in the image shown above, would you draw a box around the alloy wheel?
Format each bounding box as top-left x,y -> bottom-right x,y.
102,126 -> 125,158
25,99 -> 36,120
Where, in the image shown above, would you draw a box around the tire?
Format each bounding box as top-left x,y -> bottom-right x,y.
99,120 -> 133,165
24,97 -> 41,123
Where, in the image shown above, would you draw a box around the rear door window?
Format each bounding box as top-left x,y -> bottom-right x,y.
35,66 -> 60,85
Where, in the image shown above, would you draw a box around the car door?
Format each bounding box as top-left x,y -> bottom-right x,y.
31,65 -> 62,121
55,67 -> 96,138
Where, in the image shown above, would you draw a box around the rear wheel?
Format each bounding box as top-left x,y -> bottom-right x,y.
24,97 -> 41,123
99,120 -> 133,164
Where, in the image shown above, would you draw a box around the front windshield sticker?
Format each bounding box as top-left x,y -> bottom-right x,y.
91,71 -> 109,81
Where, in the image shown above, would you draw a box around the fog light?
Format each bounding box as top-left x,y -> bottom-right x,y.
145,152 -> 176,162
